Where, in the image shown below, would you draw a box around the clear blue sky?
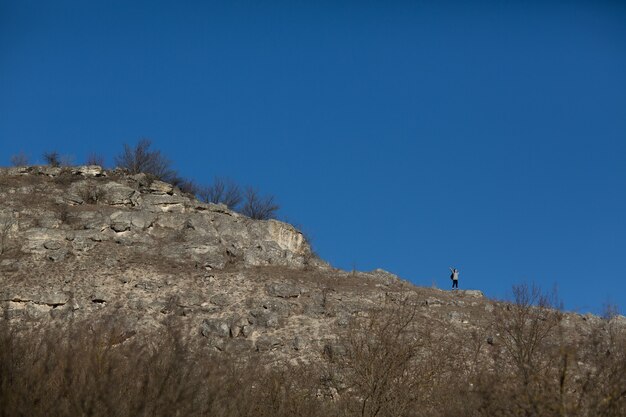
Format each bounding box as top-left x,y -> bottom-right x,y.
1,0 -> 625,314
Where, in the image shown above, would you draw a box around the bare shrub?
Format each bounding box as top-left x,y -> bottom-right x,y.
56,204 -> 70,224
1,285 -> 624,417
86,152 -> 105,167
569,313 -> 626,417
198,177 -> 243,209
115,139 -> 177,183
43,151 -> 61,167
172,177 -> 198,195
0,316 -> 211,417
0,314 -> 333,417
241,187 -> 279,220
497,284 -> 562,378
602,302 -> 621,320
0,215 -> 15,256
326,295 -> 459,417
10,152 -> 28,166
472,284 -> 568,416
76,183 -> 107,204
53,168 -> 81,186
60,154 -> 74,166
44,152 -> 75,168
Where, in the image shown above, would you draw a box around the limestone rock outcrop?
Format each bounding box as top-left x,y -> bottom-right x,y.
2,165 -> 619,366
0,166 -> 315,270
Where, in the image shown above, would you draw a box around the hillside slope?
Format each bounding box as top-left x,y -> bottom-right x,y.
0,166 -> 491,355
1,165 -> 625,417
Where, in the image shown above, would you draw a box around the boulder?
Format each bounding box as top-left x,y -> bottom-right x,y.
266,282 -> 301,298
63,194 -> 84,205
249,309 -> 280,328
424,297 -> 443,306
210,293 -> 232,307
256,335 -> 283,352
39,292 -> 69,306
462,290 -> 484,298
110,211 -> 132,232
33,166 -> 63,176
229,317 -> 249,338
148,180 -> 174,195
153,214 -> 188,231
185,214 -> 220,237
90,291 -> 108,303
43,240 -> 63,250
292,336 -> 306,351
241,325 -> 254,338
102,182 -> 136,206
130,212 -> 156,230
260,299 -> 292,315
74,165 -> 104,177
47,249 -> 68,262
72,211 -> 108,230
201,318 -> 231,338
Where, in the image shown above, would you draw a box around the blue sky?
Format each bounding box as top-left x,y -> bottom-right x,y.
1,0 -> 625,313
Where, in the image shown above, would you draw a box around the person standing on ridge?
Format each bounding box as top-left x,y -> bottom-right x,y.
449,267 -> 459,289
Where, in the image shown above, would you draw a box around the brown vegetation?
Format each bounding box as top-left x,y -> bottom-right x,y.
86,152 -> 105,167
0,216 -> 14,256
198,177 -> 243,209
1,285 -> 624,417
115,139 -> 177,183
241,187 -> 279,220
9,152 -> 28,167
76,182 -> 107,204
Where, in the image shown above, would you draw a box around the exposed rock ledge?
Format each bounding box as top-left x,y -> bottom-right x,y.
0,165 -> 322,269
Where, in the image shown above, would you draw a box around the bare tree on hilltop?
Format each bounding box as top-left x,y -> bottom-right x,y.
114,139 -> 278,219
241,187 -> 279,220
43,151 -> 73,167
86,152 -> 105,167
198,177 -> 243,209
10,152 -> 29,167
115,139 -> 178,183
42,151 -> 61,167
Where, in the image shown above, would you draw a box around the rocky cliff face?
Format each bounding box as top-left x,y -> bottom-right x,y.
1,166 -> 624,364
0,165 -> 312,269
0,165 -> 408,358
3,166 -> 626,417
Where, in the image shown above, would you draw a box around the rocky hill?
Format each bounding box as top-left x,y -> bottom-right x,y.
0,165 -> 501,355
1,165 -> 625,417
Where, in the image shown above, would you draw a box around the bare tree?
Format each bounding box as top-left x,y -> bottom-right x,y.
42,151 -> 61,167
559,306 -> 626,417
172,178 -> 198,195
241,187 -> 279,220
10,152 -> 28,166
496,284 -> 563,379
114,139 -> 177,182
86,152 -> 105,167
329,295 -> 460,417
473,284 -> 565,416
197,178 -> 243,209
